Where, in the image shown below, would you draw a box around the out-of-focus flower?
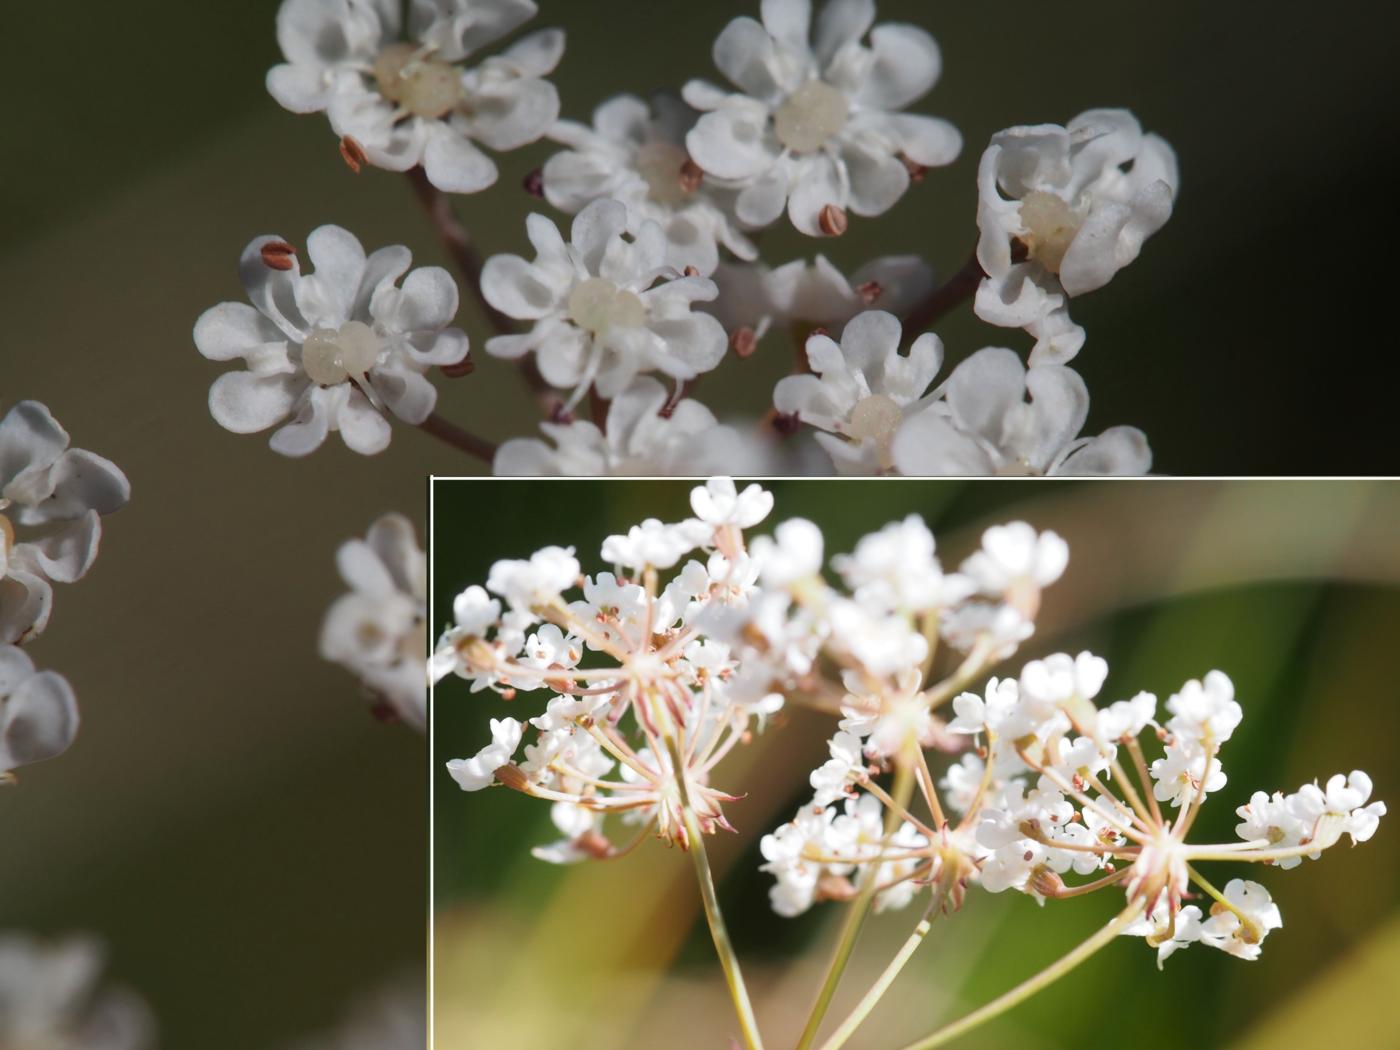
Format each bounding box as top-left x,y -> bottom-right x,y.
0,401 -> 130,645
320,513 -> 428,728
684,0 -> 960,235
194,225 -> 468,456
891,348 -> 1151,476
0,646 -> 79,780
975,109 -> 1178,363
267,0 -> 563,192
543,93 -> 755,276
0,933 -> 154,1049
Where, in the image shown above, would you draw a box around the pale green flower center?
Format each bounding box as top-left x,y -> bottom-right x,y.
302,321 -> 382,387
846,394 -> 903,470
374,43 -> 463,119
568,278 -> 646,334
774,80 -> 849,153
1017,191 -> 1083,274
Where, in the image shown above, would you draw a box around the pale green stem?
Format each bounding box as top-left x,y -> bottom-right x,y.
795,759 -> 916,1050
664,735 -> 765,1050
817,899 -> 940,1050
894,901 -> 1146,1050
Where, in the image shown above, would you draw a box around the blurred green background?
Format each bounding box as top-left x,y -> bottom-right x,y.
4,1 -> 1397,475
434,480 -> 1400,1049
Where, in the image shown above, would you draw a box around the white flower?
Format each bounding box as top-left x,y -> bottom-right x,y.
683,0 -> 960,235
1283,771 -> 1387,857
446,716 -> 522,791
890,348 -> 1151,476
960,521 -> 1068,608
1097,691 -> 1157,741
0,646 -> 79,779
775,310 -> 943,473
831,513 -> 971,613
974,108 -> 1178,363
947,676 -> 1019,738
810,730 -> 864,806
486,546 -> 579,611
1163,670 -> 1242,747
1123,901 -> 1204,969
0,401 -> 130,644
266,0 -> 563,192
750,518 -> 824,587
319,513 -> 427,728
600,518 -> 710,572
1198,879 -> 1282,961
194,225 -> 468,456
482,200 -> 728,406
543,93 -> 756,276
429,585 -> 503,687
493,378 -> 754,477
292,972 -> 424,1050
691,477 -> 774,530
0,932 -> 154,1049
1150,740 -> 1226,809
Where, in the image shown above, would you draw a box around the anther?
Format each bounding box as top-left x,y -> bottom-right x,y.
261,241 -> 297,271
523,167 -> 545,198
856,280 -> 883,304
819,203 -> 848,237
679,159 -> 704,194
339,135 -> 367,174
729,326 -> 758,358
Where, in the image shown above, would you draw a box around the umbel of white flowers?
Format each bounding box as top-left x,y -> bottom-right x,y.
219,0 -> 1179,476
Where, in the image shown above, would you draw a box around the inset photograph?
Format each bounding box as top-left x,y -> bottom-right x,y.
431,479 -> 1398,1049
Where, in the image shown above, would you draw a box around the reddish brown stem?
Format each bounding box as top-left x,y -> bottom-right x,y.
418,412 -> 497,465
902,250 -> 986,339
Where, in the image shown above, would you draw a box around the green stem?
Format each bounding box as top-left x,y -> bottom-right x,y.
894,901 -> 1145,1050
795,759 -> 916,1050
817,899 -> 939,1050
665,736 -> 765,1050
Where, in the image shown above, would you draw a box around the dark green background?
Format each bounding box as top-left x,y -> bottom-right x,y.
433,480 -> 1400,1049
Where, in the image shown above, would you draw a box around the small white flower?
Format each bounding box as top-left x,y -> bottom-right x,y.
1123,901 -> 1204,969
320,513 -> 428,728
775,310 -> 943,473
482,200 -> 729,406
810,730 -> 865,806
684,0 -> 961,235
267,0 -> 563,192
543,93 -> 756,276
948,676 -> 1019,737
974,108 -> 1178,363
493,377 -> 756,477
960,521 -> 1068,614
486,546 -> 579,611
1097,691 -> 1157,742
1164,671 -> 1242,747
1150,740 -> 1226,809
1284,771 -> 1387,856
891,348 -> 1151,476
0,401 -> 130,645
194,226 -> 468,456
445,716 -> 522,791
0,646 -> 79,778
831,513 -> 971,613
750,518 -> 824,588
1198,879 -> 1282,961
691,477 -> 775,530
600,519 -> 711,572
0,932 -> 154,1048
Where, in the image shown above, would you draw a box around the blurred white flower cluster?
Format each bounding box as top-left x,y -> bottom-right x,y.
193,0 -> 1179,476
0,401 -> 129,783
0,933 -> 153,1049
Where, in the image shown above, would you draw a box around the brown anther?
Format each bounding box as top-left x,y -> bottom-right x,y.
260,240 -> 297,271
740,730 -> 753,745
368,699 -> 400,724
549,401 -> 575,425
900,155 -> 929,182
1008,236 -> 1030,265
808,326 -> 831,341
339,135 -> 368,174
577,715 -> 595,730
1023,850 -> 1035,863
577,831 -> 614,859
494,764 -> 528,790
856,280 -> 883,304
440,355 -> 476,379
679,158 -> 704,194
1103,862 -> 1116,874
816,874 -> 858,902
1069,810 -> 1083,823
499,688 -> 517,701
683,265 -> 701,278
818,203 -> 848,237
523,167 -> 545,198
729,326 -> 758,358
771,411 -> 802,436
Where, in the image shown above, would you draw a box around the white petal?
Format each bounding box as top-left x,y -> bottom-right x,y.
266,62 -> 334,114
499,26 -> 565,78
480,254 -> 559,320
0,572 -> 52,645
463,72 -> 560,151
713,16 -> 788,103
688,104 -> 779,182
946,347 -> 1025,442
815,0 -> 875,66
1056,426 -> 1152,476
891,410 -> 995,475
23,449 -> 129,523
209,372 -> 301,434
194,302 -> 287,362
0,401 -> 68,494
840,136 -> 909,216
854,24 -> 941,111
380,266 -> 459,333
336,389 -> 393,454
373,367 -> 439,425
761,0 -> 812,54
570,199 -> 630,274
270,389 -> 332,457
735,165 -> 791,228
423,124 -> 498,194
1,669 -> 79,771
787,153 -> 849,235
297,224 -> 367,323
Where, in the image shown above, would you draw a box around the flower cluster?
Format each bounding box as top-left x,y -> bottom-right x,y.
200,0 -> 1178,477
0,401 -> 129,782
765,636 -> 1385,970
0,932 -> 154,1049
